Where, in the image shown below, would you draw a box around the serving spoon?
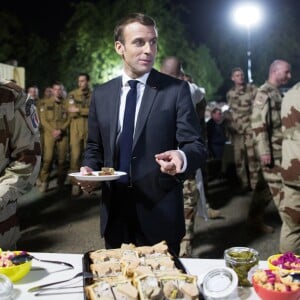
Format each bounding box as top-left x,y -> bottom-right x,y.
10,253 -> 74,269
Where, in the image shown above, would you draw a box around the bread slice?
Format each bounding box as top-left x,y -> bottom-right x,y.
85,279 -> 138,300
159,274 -> 199,299
90,262 -> 122,277
133,275 -> 163,300
90,249 -> 122,263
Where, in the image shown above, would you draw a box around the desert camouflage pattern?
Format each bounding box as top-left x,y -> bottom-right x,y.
0,79 -> 41,249
67,88 -> 92,172
280,82 -> 300,253
227,84 -> 257,135
251,82 -> 283,208
179,83 -> 207,257
180,178 -> 198,257
227,84 -> 260,189
39,96 -> 70,185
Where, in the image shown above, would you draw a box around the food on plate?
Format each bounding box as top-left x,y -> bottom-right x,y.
0,250 -> 27,267
133,274 -> 198,300
98,167 -> 115,176
85,241 -> 199,300
79,167 -> 115,176
268,252 -> 300,271
85,279 -> 139,300
134,275 -> 163,300
90,262 -> 123,277
252,269 -> 300,291
0,249 -> 32,282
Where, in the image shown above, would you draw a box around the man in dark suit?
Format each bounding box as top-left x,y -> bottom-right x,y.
77,13 -> 206,255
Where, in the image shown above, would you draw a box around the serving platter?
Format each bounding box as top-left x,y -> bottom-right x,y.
68,171 -> 126,181
82,248 -> 199,300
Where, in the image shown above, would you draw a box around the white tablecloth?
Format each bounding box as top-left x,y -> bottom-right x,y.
12,253 -> 268,299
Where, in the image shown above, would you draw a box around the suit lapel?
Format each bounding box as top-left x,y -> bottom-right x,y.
133,69 -> 159,148
109,77 -> 122,154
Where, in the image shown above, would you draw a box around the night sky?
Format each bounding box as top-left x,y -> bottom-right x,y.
2,0 -> 300,44
1,0 -> 81,40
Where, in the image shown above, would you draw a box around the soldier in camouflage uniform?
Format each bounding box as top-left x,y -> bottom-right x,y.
38,87 -> 53,151
280,82 -> 300,254
227,68 -> 273,233
39,81 -> 70,192
0,78 -> 41,249
160,56 -> 209,257
226,68 -> 258,190
251,60 -> 291,235
67,73 -> 92,196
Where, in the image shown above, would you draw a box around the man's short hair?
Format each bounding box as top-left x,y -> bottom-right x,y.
211,107 -> 221,116
78,73 -> 90,81
114,13 -> 157,44
231,67 -> 243,76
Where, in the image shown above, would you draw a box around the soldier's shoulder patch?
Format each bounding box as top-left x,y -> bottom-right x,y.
254,91 -> 268,107
24,97 -> 40,131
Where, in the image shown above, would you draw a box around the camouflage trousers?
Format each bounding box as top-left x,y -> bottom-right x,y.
179,178 -> 198,257
248,157 -> 283,225
232,133 -> 260,190
261,157 -> 283,209
279,183 -> 300,254
280,145 -> 300,253
247,170 -> 273,222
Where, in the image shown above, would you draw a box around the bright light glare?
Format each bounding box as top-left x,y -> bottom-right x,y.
233,3 -> 262,27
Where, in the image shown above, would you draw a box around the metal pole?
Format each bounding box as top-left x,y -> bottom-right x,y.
247,24 -> 253,83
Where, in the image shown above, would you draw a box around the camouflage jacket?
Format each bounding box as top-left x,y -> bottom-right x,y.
251,81 -> 282,159
0,79 -> 41,209
67,88 -> 92,119
226,83 -> 257,135
281,82 -> 300,185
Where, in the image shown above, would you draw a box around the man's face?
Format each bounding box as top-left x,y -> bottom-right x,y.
44,87 -> 53,98
28,87 -> 39,99
78,75 -> 89,90
52,84 -> 63,99
212,110 -> 222,123
275,63 -> 292,86
231,71 -> 244,86
160,58 -> 181,79
115,22 -> 157,78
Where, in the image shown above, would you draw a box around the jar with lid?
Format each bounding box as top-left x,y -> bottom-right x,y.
201,267 -> 238,299
224,246 -> 259,287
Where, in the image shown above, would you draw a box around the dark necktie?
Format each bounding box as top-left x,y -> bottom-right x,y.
118,80 -> 138,183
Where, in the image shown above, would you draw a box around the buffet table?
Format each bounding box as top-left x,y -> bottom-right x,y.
13,252 -> 267,299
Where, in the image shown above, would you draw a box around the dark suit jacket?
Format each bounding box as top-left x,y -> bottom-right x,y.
83,68 -> 207,245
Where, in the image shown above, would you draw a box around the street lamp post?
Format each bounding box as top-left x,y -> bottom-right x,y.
246,24 -> 252,83
233,3 -> 262,83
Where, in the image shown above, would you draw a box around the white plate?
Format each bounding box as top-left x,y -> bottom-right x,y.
68,171 -> 127,181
